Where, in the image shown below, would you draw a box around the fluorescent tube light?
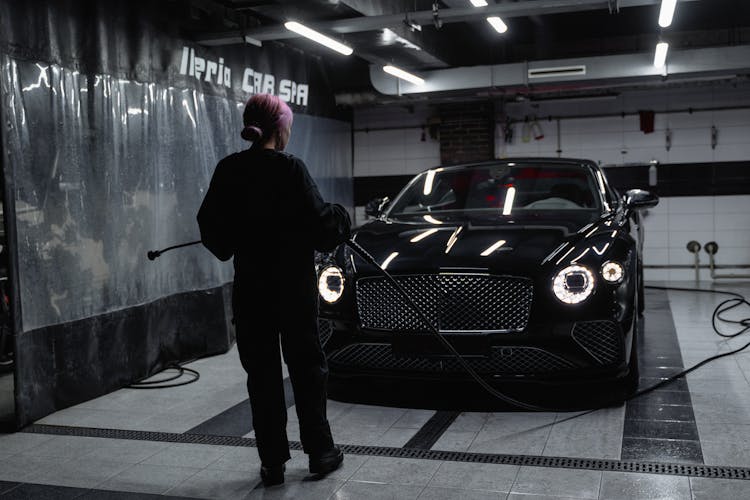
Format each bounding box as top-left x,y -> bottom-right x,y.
410,228 -> 439,243
284,22 -> 353,55
383,65 -> 424,86
502,186 -> 516,215
423,169 -> 436,195
487,16 -> 508,34
658,0 -> 677,28
470,0 -> 488,6
445,227 -> 463,254
381,252 -> 399,269
481,240 -> 507,257
423,215 -> 443,225
654,42 -> 669,68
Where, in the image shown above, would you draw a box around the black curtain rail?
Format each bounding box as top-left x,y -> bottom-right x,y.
502,104 -> 750,124
352,104 -> 750,133
353,125 -> 427,132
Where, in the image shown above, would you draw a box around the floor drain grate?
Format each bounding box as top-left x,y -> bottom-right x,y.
23,424 -> 750,480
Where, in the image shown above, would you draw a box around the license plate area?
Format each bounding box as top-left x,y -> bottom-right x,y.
392,334 -> 491,358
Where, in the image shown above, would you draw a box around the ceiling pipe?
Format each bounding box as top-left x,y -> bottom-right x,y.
369,45 -> 750,96
196,0 -> 699,45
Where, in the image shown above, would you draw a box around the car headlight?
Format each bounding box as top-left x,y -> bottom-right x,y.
601,261 -> 624,283
553,265 -> 595,304
318,266 -> 345,303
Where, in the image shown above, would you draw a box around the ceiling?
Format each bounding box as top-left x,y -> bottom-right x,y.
176,0 -> 750,103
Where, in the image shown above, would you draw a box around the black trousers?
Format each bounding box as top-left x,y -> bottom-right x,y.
234,292 -> 334,466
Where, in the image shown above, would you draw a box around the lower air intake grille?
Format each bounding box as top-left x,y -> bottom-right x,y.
571,321 -> 622,365
356,274 -> 533,333
318,319 -> 333,347
329,343 -> 576,375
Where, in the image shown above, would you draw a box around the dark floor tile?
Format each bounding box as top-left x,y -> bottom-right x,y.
0,483 -> 87,499
624,419 -> 700,441
640,365 -> 685,378
621,437 -> 704,464
0,481 -> 21,495
638,377 -> 690,392
185,378 -> 294,437
631,389 -> 694,406
625,403 -> 696,423
642,354 -> 685,366
0,483 -> 19,495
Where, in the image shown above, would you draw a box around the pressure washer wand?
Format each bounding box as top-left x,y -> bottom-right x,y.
147,240 -> 202,260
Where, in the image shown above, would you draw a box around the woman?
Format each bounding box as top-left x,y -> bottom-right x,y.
197,94 -> 350,486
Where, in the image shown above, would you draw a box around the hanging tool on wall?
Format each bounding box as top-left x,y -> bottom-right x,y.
503,117 -> 514,144
711,125 -> 718,150
521,115 -> 544,142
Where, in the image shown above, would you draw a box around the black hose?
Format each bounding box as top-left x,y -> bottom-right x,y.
147,239 -> 750,412
128,363 -> 200,389
345,239 -> 750,413
346,239 -> 553,411
147,240 -> 202,261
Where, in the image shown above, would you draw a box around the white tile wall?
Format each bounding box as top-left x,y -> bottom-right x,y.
642,195 -> 750,282
500,109 -> 750,165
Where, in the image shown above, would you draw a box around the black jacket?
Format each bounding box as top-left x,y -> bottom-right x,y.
197,148 -> 351,298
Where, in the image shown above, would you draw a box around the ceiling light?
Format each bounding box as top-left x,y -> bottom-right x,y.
383,65 -> 425,86
654,42 -> 669,68
382,28 -> 398,43
658,0 -> 677,28
470,0 -> 489,6
243,35 -> 262,47
284,21 -> 353,55
487,16 -> 508,34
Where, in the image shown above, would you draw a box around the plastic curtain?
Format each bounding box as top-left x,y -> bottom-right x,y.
1,56 -> 352,332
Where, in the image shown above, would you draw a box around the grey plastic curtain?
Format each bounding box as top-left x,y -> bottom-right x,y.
1,56 -> 352,332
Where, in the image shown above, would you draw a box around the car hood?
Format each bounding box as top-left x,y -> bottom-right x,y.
350,211 -> 615,276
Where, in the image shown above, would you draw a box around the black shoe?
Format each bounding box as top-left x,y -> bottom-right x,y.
309,447 -> 344,475
260,464 -> 285,487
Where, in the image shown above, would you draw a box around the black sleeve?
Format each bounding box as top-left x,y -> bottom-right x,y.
292,157 -> 351,252
197,158 -> 235,261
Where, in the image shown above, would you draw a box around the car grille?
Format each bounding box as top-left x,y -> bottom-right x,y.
318,319 -> 333,348
356,274 -> 533,333
329,343 -> 576,375
571,321 -> 623,365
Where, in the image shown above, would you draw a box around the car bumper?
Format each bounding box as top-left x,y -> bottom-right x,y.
318,315 -> 635,384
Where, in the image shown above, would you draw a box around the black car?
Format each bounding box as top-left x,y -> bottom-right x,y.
316,158 -> 657,396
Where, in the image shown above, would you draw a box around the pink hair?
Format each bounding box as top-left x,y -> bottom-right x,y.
240,93 -> 293,142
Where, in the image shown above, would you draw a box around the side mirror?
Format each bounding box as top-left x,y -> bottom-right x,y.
624,189 -> 659,210
365,196 -> 390,218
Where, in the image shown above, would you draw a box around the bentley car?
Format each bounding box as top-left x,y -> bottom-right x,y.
316,158 -> 658,396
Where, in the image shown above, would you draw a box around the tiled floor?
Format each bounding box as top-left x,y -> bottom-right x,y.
1,281 -> 750,499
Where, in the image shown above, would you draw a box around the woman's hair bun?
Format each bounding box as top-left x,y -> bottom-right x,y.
241,125 -> 263,142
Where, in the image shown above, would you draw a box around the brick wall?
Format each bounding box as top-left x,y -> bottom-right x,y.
438,101 -> 495,165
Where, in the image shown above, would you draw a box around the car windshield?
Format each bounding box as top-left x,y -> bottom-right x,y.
387,163 -> 602,217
